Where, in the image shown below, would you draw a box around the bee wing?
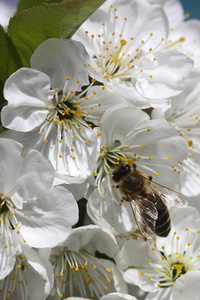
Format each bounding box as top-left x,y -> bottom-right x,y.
143,177 -> 188,208
126,193 -> 157,239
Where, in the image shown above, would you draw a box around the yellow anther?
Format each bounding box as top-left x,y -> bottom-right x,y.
156,172 -> 159,176
59,154 -> 63,158
168,157 -> 172,160
75,110 -> 82,118
38,131 -> 43,135
97,132 -> 101,137
55,88 -> 58,92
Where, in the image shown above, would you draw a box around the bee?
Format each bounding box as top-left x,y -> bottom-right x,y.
112,163 -> 187,239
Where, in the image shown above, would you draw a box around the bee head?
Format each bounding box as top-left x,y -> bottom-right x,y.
112,164 -> 132,183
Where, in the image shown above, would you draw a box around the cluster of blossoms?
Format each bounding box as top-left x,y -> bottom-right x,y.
1,0 -> 200,299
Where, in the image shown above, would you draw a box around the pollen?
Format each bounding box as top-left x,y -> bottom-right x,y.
75,110 -> 82,118
187,140 -> 193,147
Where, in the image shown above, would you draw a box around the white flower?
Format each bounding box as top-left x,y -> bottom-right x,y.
0,138 -> 78,279
152,71 -> 200,197
148,0 -> 200,68
65,292 -> 138,300
48,225 -> 127,299
165,19 -> 200,69
2,38 -> 103,179
87,104 -> 187,234
146,0 -> 185,28
73,0 -> 194,103
118,207 -> 200,300
0,243 -> 53,300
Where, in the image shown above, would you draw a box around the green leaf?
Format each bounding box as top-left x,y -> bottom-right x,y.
59,0 -> 105,39
8,0 -> 105,67
0,25 -> 23,104
17,0 -> 46,12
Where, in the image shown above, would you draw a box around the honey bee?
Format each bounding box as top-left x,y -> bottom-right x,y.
112,163 -> 187,239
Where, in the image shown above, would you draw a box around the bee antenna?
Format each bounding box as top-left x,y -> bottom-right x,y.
148,175 -> 153,181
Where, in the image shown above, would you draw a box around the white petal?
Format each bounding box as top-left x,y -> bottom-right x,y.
101,293 -> 138,300
63,225 -> 118,258
14,186 -> 78,248
145,288 -> 173,300
147,0 -> 184,28
135,50 -> 194,98
30,38 -> 89,91
10,149 -> 54,207
0,138 -> 24,195
2,68 -> 53,131
87,188 -> 136,234
101,105 -> 149,148
172,271 -> 200,300
24,247 -> 53,299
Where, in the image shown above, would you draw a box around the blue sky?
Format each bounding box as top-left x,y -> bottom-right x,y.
181,0 -> 200,19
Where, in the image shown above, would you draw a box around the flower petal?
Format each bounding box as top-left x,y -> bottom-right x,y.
14,186 -> 78,248
30,38 -> 89,91
2,68 -> 53,131
135,50 -> 194,99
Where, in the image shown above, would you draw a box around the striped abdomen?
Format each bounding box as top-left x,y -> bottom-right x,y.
145,194 -> 171,237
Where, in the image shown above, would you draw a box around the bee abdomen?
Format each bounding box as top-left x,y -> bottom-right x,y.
155,204 -> 171,237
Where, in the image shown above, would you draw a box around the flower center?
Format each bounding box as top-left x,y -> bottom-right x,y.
53,249 -> 113,299
84,5 -> 164,81
37,77 -> 101,168
143,229 -> 200,288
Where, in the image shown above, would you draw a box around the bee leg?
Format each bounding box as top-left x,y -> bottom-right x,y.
133,163 -> 137,170
148,175 -> 153,181
116,184 -> 119,188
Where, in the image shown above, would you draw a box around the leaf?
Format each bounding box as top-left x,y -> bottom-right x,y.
0,25 -> 23,103
8,0 -> 105,67
60,0 -> 105,39
17,0 -> 46,12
